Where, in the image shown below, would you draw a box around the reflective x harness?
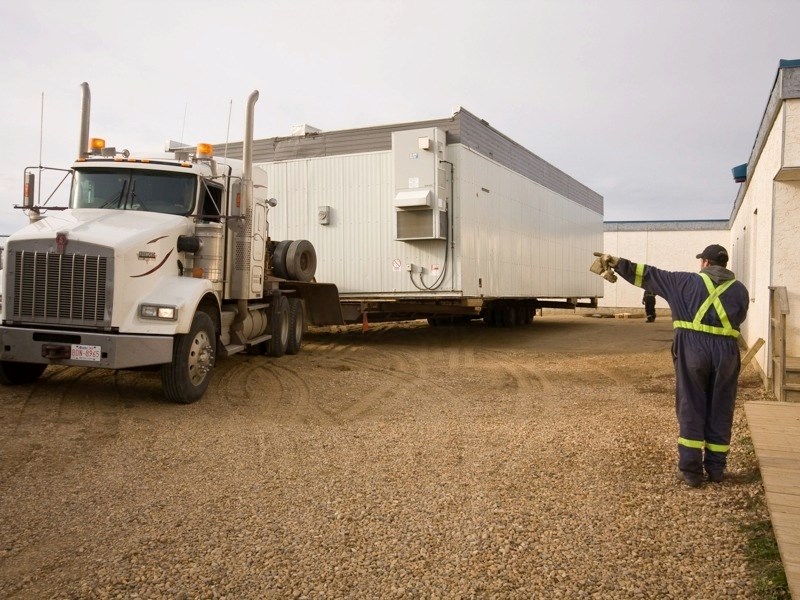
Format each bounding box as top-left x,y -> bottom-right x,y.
673,273 -> 739,338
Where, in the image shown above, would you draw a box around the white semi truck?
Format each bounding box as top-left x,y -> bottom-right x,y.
0,83 -> 342,403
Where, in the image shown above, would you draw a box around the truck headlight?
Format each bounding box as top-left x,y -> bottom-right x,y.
140,304 -> 178,320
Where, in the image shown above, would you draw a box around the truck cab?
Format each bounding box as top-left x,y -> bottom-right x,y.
0,84 -> 340,403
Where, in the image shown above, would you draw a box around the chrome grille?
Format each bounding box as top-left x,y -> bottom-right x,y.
11,250 -> 111,326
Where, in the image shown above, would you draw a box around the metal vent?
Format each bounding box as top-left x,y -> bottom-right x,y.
235,209 -> 253,271
10,250 -> 111,326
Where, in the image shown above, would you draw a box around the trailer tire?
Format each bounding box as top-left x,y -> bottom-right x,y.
286,298 -> 305,355
501,306 -> 515,327
285,240 -> 317,282
272,240 -> 292,279
523,307 -> 534,325
0,361 -> 47,385
267,295 -> 290,357
161,311 -> 216,404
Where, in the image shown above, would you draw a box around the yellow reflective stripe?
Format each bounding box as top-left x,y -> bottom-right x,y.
634,263 -> 644,287
678,438 -> 730,452
696,274 -> 736,333
706,442 -> 730,453
678,437 -> 704,449
672,274 -> 739,337
673,321 -> 740,338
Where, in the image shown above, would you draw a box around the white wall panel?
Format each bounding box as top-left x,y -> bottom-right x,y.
261,144 -> 603,300
455,146 -> 603,298
730,104 -> 782,373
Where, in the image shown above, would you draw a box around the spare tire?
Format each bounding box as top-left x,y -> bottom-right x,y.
285,239 -> 317,282
272,239 -> 292,279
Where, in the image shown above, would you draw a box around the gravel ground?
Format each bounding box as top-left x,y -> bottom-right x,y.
0,315 -> 770,599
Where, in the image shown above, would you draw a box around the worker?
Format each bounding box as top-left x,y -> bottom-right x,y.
592,245 -> 749,487
642,289 -> 657,322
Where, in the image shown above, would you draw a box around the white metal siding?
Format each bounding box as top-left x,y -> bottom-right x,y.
263,152 -> 456,295
454,146 -> 603,298
262,145 -> 602,300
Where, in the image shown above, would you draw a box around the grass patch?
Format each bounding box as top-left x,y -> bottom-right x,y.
737,434 -> 791,598
742,519 -> 790,599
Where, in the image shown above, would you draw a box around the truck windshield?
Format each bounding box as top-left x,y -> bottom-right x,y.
71,168 -> 197,215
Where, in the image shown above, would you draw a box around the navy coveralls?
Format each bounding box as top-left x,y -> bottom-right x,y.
615,259 -> 750,479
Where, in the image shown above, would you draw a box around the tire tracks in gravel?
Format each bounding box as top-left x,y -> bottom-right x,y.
1,366 -> 124,482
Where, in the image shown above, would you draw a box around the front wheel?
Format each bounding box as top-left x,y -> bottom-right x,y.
0,361 -> 47,385
161,311 -> 216,404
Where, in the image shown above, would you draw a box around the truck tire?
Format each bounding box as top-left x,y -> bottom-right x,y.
266,295 -> 290,357
0,361 -> 47,385
285,239 -> 317,282
161,311 -> 216,404
286,298 -> 305,355
501,306 -> 516,327
272,240 -> 292,279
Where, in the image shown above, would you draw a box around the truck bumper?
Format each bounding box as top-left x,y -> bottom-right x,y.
0,326 -> 174,369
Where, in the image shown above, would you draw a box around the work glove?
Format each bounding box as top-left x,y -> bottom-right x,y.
590,252 -> 619,283
593,252 -> 619,269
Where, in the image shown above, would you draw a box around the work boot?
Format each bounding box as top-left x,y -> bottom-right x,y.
706,471 -> 724,483
677,470 -> 703,488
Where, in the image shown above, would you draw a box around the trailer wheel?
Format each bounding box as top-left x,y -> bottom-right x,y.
266,295 -> 290,357
501,306 -> 516,327
0,361 -> 47,385
285,240 -> 317,282
286,298 -> 305,355
161,311 -> 216,404
272,240 -> 292,279
523,307 -> 534,325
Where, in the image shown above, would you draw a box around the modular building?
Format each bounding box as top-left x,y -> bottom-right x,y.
221,107 -> 603,324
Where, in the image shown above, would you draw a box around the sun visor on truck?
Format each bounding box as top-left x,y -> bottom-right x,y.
393,189 -> 433,209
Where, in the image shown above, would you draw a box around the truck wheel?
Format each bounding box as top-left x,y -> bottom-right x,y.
0,361 -> 47,385
272,240 -> 292,279
501,306 -> 516,327
161,311 -> 216,404
523,307 -> 534,325
285,240 -> 317,282
266,295 -> 290,357
286,298 -> 305,355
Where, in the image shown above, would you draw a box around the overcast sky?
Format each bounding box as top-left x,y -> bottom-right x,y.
1,0 -> 799,235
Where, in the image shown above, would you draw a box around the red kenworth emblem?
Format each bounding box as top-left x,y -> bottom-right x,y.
56,232 -> 68,254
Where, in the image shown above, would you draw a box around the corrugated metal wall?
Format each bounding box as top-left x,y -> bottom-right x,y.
454,146 -> 603,298
263,152 -> 459,295
263,144 -> 603,300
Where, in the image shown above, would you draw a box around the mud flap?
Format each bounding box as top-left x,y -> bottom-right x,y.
278,281 -> 344,326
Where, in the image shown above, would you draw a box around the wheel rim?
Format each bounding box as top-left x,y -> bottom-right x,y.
188,329 -> 214,386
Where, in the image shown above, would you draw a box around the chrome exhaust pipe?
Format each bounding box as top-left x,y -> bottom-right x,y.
241,90 -> 259,214
78,82 -> 91,158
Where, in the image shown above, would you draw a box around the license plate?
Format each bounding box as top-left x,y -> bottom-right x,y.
71,344 -> 102,362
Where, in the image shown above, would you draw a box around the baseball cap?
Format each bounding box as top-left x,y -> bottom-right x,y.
696,244 -> 729,263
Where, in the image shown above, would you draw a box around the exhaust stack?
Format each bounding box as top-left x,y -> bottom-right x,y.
241,90 -> 259,216
78,82 -> 91,159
